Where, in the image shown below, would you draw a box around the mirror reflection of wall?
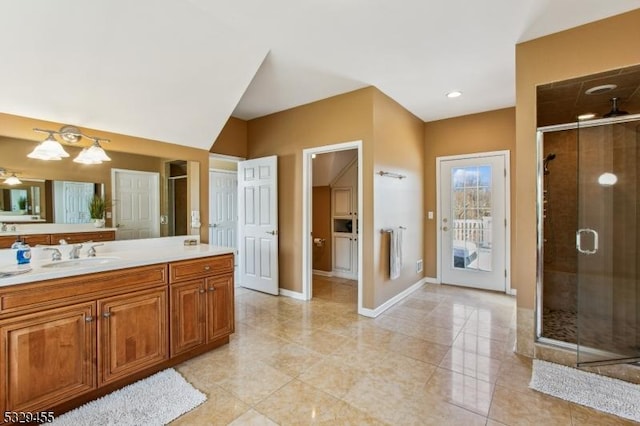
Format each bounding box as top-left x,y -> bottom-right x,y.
167,160 -> 188,236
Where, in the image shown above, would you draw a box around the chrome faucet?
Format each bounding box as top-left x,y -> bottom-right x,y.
87,243 -> 103,257
44,247 -> 62,261
69,244 -> 83,259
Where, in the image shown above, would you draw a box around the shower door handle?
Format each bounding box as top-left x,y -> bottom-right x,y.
576,228 -> 598,255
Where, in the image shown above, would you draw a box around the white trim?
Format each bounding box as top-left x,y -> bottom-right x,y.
208,153 -> 246,162
424,276 -> 439,284
208,168 -> 237,174
357,278 -> 427,318
312,269 -> 333,277
279,288 -> 306,300
435,150 -> 511,293
302,140 -> 363,311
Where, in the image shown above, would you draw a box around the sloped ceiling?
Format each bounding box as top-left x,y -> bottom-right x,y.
0,1 -> 639,151
313,150 -> 358,187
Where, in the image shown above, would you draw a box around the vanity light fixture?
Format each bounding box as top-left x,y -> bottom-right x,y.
30,126 -> 111,164
3,173 -> 22,186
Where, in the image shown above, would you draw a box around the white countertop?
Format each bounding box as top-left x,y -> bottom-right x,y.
0,236 -> 235,288
0,224 -> 118,236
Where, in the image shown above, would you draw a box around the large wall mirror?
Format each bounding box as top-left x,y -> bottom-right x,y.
0,135 -> 197,238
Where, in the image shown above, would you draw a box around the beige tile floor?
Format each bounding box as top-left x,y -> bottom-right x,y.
173,276 -> 637,425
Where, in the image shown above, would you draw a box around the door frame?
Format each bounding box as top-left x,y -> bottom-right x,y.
111,168 -> 161,238
435,150 -> 512,294
302,140 -> 363,313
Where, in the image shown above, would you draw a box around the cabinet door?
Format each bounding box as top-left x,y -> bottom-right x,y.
205,275 -> 234,342
170,280 -> 206,356
0,303 -> 96,413
332,188 -> 352,217
333,234 -> 353,272
98,288 -> 168,385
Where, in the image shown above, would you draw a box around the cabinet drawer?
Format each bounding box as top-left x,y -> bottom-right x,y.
0,234 -> 50,249
169,255 -> 233,282
54,231 -> 116,244
0,264 -> 167,317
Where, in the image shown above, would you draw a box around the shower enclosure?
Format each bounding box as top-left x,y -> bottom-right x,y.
537,114 -> 640,367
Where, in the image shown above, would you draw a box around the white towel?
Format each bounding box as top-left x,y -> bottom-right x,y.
390,227 -> 403,280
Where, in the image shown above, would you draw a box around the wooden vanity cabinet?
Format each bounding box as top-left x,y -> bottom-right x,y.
0,230 -> 114,248
0,253 -> 233,421
0,234 -> 50,248
0,264 -> 168,417
0,303 -> 96,414
98,287 -> 168,386
169,254 -> 234,356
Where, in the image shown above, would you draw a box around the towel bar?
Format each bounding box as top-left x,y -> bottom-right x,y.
381,226 -> 407,233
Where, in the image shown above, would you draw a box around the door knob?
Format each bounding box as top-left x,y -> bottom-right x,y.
266,230 -> 278,235
442,226 -> 449,231
209,224 -> 218,228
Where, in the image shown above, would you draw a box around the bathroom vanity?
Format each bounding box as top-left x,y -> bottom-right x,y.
0,237 -> 234,421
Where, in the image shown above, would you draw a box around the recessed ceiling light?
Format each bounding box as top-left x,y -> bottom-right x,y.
585,84 -> 617,95
577,113 -> 596,120
446,91 -> 462,98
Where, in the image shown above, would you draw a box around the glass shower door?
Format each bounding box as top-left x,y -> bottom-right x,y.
576,119 -> 640,366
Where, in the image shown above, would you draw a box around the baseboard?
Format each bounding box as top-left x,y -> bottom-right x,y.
279,288 -> 306,300
357,278 -> 427,318
312,269 -> 333,277
507,288 -> 517,296
331,270 -> 357,280
424,276 -> 439,284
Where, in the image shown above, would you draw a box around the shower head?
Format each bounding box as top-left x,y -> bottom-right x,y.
543,153 -> 556,175
603,97 -> 629,118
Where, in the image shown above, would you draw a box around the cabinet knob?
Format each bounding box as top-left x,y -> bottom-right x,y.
102,312 -> 111,318
208,287 -> 215,292
199,288 -> 206,294
204,265 -> 211,271
85,315 -> 94,322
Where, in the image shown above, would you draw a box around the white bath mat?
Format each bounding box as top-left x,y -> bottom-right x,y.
49,369 -> 206,426
530,359 -> 640,422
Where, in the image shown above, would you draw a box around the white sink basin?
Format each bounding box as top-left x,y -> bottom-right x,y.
41,257 -> 121,269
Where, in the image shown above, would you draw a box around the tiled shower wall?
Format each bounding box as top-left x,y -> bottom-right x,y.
543,129 -> 578,312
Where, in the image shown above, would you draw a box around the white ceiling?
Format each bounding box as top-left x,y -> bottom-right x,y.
0,1 -> 639,150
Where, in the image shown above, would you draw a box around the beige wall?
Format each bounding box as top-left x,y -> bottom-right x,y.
372,90 -> 425,307
0,112 -> 211,241
248,87 -> 425,310
211,117 -> 248,158
248,87 -> 376,305
423,108 -> 516,279
515,9 -> 640,310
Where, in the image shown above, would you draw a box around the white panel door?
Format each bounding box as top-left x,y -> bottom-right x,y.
333,234 -> 353,272
63,181 -> 93,224
209,171 -> 237,248
112,169 -> 160,240
238,156 -> 279,295
439,153 -> 507,291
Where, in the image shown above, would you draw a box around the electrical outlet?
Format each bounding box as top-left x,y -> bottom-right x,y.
416,259 -> 423,273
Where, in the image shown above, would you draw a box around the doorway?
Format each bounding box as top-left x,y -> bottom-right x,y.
436,151 -> 510,292
302,140 -> 363,313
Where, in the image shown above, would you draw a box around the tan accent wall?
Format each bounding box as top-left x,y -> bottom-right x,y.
372,90 -> 425,307
247,87 -> 375,305
423,108 -> 516,279
312,186 -> 332,272
0,112 -> 211,241
247,87 -> 424,309
211,117 -> 248,158
515,9 -> 640,309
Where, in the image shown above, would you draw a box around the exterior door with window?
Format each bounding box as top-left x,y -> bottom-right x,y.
439,153 -> 508,291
